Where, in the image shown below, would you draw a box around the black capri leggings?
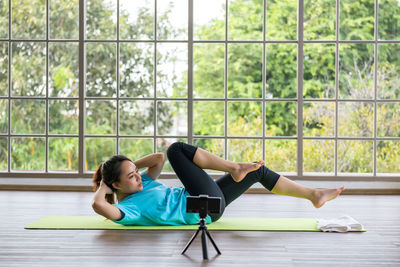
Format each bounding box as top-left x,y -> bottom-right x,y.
166,142 -> 281,222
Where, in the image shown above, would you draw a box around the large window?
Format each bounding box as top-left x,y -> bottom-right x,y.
0,0 -> 399,179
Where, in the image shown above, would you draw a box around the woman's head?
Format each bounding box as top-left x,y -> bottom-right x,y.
92,155 -> 143,204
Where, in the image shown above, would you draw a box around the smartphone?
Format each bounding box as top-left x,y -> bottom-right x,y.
186,195 -> 221,214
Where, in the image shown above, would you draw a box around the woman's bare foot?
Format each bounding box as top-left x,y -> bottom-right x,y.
311,186 -> 346,208
230,160 -> 265,182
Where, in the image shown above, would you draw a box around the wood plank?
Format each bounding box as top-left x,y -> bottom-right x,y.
0,191 -> 399,266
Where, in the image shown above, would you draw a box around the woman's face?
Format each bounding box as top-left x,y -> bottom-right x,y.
113,160 -> 143,194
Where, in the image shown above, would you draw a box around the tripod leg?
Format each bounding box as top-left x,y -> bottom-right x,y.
181,229 -> 200,255
201,229 -> 209,260
205,230 -> 221,255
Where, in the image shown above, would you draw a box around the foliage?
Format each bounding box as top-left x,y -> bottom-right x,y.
1,0 -> 399,174
192,0 -> 400,174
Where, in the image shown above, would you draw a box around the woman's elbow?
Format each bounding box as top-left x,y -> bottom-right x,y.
157,152 -> 166,163
91,201 -> 99,212
91,201 -> 104,214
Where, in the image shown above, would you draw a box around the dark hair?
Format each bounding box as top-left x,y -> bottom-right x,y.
92,155 -> 133,204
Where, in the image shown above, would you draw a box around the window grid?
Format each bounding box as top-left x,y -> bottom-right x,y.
0,0 -> 399,180
45,0 -> 49,173
373,0 -> 378,177
297,0 -> 304,177
334,0 -> 340,177
115,0 -> 120,167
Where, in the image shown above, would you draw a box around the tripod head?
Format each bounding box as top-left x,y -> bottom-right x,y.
186,194 -> 221,219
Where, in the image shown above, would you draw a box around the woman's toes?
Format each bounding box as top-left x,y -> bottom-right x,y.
313,187 -> 345,208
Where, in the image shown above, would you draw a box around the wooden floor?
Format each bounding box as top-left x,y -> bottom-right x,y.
0,191 -> 399,267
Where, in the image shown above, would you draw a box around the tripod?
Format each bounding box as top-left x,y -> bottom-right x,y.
181,217 -> 221,260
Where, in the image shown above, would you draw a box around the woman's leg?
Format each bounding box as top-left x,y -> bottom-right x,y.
215,165 -> 280,207
193,146 -> 345,208
166,142 -> 226,221
193,146 -> 264,182
271,177 -> 345,208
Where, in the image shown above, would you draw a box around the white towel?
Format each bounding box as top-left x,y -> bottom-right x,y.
317,215 -> 363,232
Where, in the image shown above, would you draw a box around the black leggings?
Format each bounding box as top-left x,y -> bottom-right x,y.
166,142 -> 281,222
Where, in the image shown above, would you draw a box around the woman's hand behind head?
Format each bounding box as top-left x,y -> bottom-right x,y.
100,180 -> 114,194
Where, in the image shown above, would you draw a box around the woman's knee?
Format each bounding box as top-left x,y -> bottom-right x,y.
257,164 -> 280,191
166,141 -> 184,160
258,165 -> 268,175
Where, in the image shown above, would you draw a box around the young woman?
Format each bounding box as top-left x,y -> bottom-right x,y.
92,142 -> 345,226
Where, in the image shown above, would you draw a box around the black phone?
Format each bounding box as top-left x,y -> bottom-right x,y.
186,195 -> 221,215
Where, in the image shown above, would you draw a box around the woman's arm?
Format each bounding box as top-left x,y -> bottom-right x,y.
92,181 -> 122,220
134,152 -> 166,180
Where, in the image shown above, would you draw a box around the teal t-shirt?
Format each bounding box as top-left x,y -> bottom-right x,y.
112,170 -> 212,226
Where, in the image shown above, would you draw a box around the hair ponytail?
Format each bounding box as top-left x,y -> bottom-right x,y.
92,163 -> 115,204
92,163 -> 103,192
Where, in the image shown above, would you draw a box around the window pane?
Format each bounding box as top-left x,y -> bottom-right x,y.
0,0 -> 8,38
338,102 -> 373,137
120,0 -> 154,40
49,100 -> 79,135
338,140 -> 373,174
85,138 -> 116,171
119,100 -> 154,136
50,0 -> 79,39
157,43 -> 187,98
377,103 -> 400,137
303,44 -> 335,99
304,0 -> 335,40
0,42 -> 7,96
12,42 -> 46,96
266,0 -> 297,40
85,100 -> 117,135
0,99 -> 7,134
11,99 -> 45,134
377,44 -> 400,99
228,139 -> 262,162
303,102 -> 335,137
120,43 -> 154,98
49,42 -> 79,97
378,0 -> 400,40
194,0 -> 225,40
86,0 -> 117,40
228,43 -> 262,98
303,140 -> 334,174
156,137 -> 187,172
12,0 -> 45,39
86,43 -> 117,97
228,0 -> 263,40
228,101 -> 262,136
377,141 -> 400,174
194,101 -> 224,136
157,0 -> 188,40
49,137 -> 78,171
194,43 -> 224,98
266,44 -> 297,98
340,0 -> 374,40
266,139 -> 296,173
156,101 -> 187,136
11,137 -> 45,171
339,44 -> 374,99
0,137 -> 6,170
265,102 -> 297,136
119,138 -> 153,160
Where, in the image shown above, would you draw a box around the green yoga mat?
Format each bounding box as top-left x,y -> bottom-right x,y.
25,216 -> 366,231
